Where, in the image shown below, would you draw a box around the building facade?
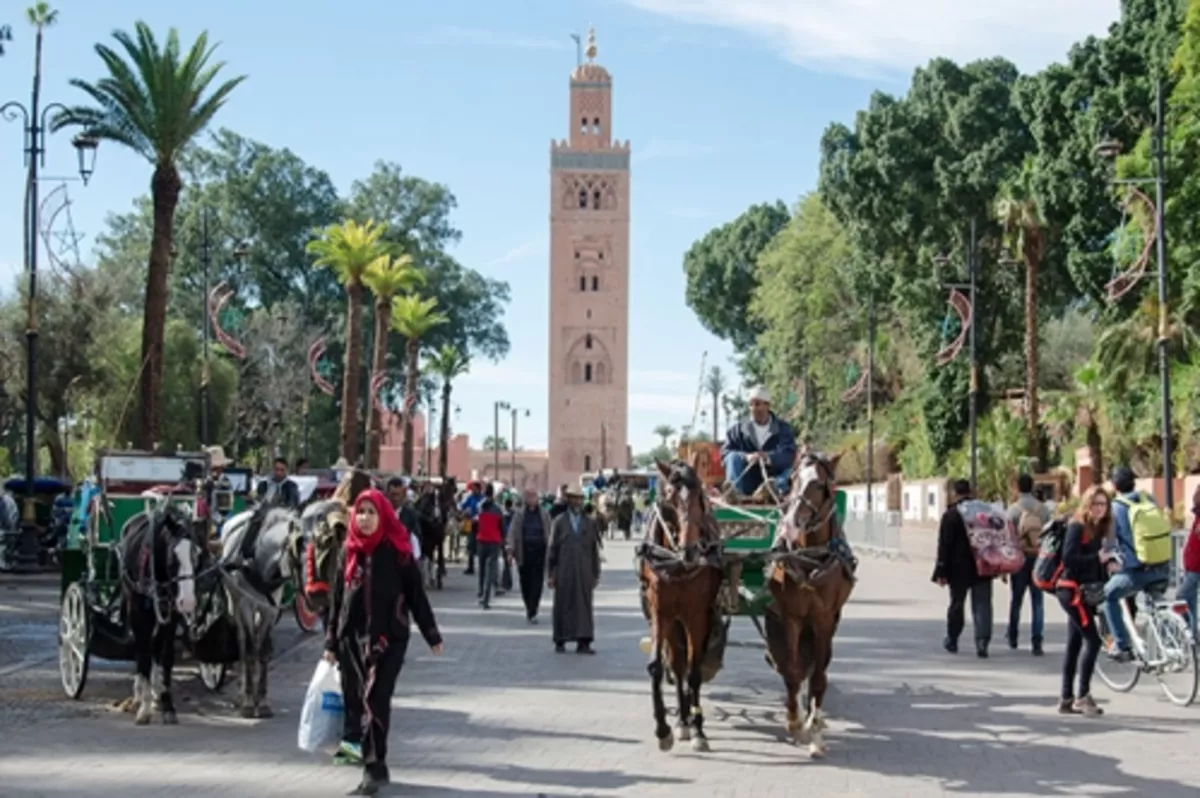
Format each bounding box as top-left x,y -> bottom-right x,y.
547,29 -> 631,489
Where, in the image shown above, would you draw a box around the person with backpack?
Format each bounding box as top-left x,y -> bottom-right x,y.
1005,474 -> 1051,655
1104,466 -> 1174,662
933,479 -> 994,658
1178,483 -> 1200,640
1051,485 -> 1114,716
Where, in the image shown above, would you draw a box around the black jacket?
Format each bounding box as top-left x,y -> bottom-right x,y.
324,541 -> 441,657
1060,521 -> 1105,586
257,477 -> 300,508
932,501 -> 983,587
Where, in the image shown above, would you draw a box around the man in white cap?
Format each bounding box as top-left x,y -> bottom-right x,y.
720,385 -> 797,500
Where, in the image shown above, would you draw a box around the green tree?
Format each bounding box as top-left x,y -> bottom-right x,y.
482,436 -> 509,451
391,295 -> 448,474
54,22 -> 245,450
682,201 -> 789,351
362,253 -> 422,468
652,425 -> 675,449
307,219 -> 388,462
426,345 -> 470,477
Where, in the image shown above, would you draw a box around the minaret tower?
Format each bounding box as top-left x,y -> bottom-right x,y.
547,28 -> 631,487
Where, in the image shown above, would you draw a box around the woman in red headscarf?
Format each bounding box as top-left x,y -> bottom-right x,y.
323,489 -> 443,796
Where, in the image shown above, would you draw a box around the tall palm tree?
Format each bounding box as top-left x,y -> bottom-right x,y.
996,180 -> 1046,463
306,219 -> 388,462
361,253 -> 422,468
53,22 -> 244,449
391,295 -> 447,474
704,366 -> 726,441
1044,361 -> 1107,487
427,345 -> 469,477
652,424 -> 675,449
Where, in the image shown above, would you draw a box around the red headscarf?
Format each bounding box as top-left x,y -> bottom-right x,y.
344,488 -> 413,583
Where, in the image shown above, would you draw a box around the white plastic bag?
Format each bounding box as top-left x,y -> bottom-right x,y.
297,658 -> 343,753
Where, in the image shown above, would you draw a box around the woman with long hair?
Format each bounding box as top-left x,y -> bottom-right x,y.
323,489 -> 443,795
1055,485 -> 1116,716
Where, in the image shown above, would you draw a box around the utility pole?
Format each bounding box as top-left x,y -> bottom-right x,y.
968,218 -> 979,493
493,400 -> 509,484
1153,77 -> 1174,511
866,280 -> 876,514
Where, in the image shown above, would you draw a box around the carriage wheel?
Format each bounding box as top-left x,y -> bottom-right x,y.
198,661 -> 227,692
293,592 -> 322,634
58,582 -> 91,700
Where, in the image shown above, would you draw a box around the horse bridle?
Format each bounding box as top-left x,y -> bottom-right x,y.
786,459 -> 837,536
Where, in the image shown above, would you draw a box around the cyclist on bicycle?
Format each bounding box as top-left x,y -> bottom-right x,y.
1103,466 -> 1173,662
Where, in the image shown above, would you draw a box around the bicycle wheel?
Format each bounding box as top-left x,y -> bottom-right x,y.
1154,612 -> 1198,707
1095,611 -> 1140,693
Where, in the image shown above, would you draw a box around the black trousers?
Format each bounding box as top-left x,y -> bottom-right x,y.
947,580 -> 993,644
1056,590 -> 1101,700
339,638 -> 406,777
518,543 -> 546,620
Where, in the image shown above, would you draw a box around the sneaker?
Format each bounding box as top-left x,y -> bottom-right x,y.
1106,646 -> 1134,663
333,740 -> 363,765
1057,698 -> 1080,714
1032,639 -> 1044,657
1074,695 -> 1103,717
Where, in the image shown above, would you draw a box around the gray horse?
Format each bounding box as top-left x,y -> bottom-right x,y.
218,506 -> 302,718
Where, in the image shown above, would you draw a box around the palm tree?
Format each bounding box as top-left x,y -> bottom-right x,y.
307,219 -> 388,462
653,424 -> 675,449
391,295 -> 448,474
427,345 -> 469,477
53,22 -> 244,449
704,366 -> 726,440
361,253 -> 422,468
1095,295 -> 1199,394
996,178 -> 1046,463
1044,361 -> 1107,487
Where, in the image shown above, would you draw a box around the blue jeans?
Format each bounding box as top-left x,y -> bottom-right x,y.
1103,564 -> 1171,651
1007,554 -> 1044,646
1177,570 -> 1199,640
723,451 -> 791,497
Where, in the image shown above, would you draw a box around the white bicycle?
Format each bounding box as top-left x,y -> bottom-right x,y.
1095,581 -> 1198,706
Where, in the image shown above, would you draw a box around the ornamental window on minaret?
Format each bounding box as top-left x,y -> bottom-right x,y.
547,27 -> 631,487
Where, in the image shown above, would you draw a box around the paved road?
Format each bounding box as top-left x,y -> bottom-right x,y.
2,542 -> 1198,797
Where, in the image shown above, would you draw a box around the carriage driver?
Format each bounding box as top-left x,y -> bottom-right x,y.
721,386 -> 797,502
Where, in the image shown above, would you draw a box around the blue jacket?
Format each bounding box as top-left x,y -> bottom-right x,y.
721,413 -> 797,476
459,492 -> 484,519
1111,490 -> 1145,570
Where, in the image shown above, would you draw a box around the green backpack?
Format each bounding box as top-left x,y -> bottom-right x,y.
1115,493 -> 1173,565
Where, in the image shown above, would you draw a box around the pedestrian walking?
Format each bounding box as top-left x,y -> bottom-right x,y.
475,485 -> 504,609
548,487 -> 602,654
1054,485 -> 1113,716
1177,483 -> 1200,640
459,481 -> 484,575
508,488 -> 552,623
933,479 -> 994,658
1006,473 -> 1050,655
323,489 -> 442,796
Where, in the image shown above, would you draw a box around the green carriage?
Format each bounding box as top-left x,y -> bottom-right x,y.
57,450 -> 231,698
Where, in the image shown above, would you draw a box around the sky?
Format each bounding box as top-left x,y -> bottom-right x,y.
0,0 -> 1118,455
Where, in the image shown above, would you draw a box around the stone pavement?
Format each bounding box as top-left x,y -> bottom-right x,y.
2,542 -> 1199,798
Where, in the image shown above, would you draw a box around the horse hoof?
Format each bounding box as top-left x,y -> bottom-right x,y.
675,724 -> 691,742
254,704 -> 274,719
809,742 -> 827,759
116,697 -> 136,713
691,736 -> 710,753
162,710 -> 178,725
239,705 -> 256,719
788,723 -> 809,745
134,711 -> 152,726
657,734 -> 675,752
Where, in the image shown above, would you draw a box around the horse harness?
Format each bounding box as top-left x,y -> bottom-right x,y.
636,500 -> 723,583
125,510 -> 216,626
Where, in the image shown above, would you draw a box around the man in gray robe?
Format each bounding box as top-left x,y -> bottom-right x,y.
548,487 -> 602,654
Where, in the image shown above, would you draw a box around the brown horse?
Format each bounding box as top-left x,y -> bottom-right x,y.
638,458 -> 724,752
767,451 -> 854,758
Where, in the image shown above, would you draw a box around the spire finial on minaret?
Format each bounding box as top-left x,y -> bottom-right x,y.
585,25 -> 597,62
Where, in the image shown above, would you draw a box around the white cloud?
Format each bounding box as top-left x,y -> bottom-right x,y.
623,0 -> 1117,76
485,234 -> 546,268
432,26 -> 571,51
633,138 -> 717,164
458,363 -> 545,389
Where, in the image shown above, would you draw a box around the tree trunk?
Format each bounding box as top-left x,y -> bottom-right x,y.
439,383 -> 452,478
712,390 -> 720,441
1024,252 -> 1040,466
364,298 -> 391,469
402,338 -> 420,474
1086,423 -> 1103,492
340,282 -> 365,464
137,163 -> 183,451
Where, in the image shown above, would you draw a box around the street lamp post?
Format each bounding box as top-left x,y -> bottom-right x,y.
3,69 -> 99,570
1095,77 -> 1173,509
195,213 -> 248,448
510,406 -> 530,487
866,279 -> 876,515
493,400 -> 510,483
935,218 -> 980,492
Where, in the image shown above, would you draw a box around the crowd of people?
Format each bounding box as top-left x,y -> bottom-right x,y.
933,468 -> 1199,717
